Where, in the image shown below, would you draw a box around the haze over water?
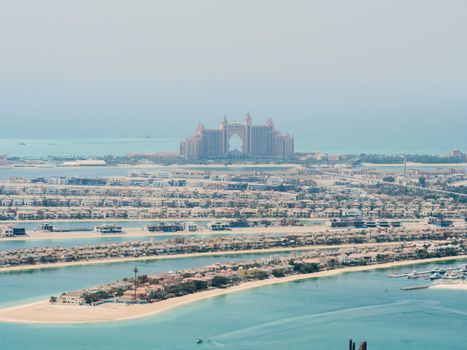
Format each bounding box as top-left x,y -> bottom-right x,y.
0,137 -> 464,158
1,1 -> 467,153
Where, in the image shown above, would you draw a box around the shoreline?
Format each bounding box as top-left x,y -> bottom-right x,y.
0,221 -> 432,242
0,255 -> 465,324
430,281 -> 467,291
0,225 -> 332,242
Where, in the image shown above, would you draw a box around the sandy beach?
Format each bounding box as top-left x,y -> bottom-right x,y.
431,281 -> 467,291
0,255 -> 465,324
0,225 -> 333,242
0,221 -> 433,242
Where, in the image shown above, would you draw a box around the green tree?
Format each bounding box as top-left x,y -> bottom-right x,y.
248,270 -> 269,280
193,280 -> 208,290
272,268 -> 286,278
418,177 -> 427,187
292,262 -> 320,274
211,275 -> 231,287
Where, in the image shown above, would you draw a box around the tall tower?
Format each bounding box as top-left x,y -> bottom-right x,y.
244,112 -> 252,125
244,112 -> 252,155
221,115 -> 228,156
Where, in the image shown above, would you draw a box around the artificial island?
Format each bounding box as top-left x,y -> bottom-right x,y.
0,117 -> 465,339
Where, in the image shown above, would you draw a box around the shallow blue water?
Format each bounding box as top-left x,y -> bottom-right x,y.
13,220 -> 214,231
0,219 -> 326,251
0,233 -> 240,251
0,258 -> 465,350
6,219 -> 325,232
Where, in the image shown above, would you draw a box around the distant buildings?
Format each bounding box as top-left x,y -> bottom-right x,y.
448,148 -> 465,158
0,154 -> 7,166
62,159 -> 107,167
180,114 -> 294,160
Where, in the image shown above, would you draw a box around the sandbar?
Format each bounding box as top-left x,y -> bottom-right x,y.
430,281 -> 467,291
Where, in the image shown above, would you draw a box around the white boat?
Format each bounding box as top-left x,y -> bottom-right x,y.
94,224 -> 124,234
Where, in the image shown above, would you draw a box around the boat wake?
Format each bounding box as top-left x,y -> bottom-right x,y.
210,299 -> 423,345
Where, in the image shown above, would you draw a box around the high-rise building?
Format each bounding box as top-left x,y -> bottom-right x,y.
180,114 -> 294,160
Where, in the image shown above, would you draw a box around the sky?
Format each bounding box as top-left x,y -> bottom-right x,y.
0,0 -> 466,154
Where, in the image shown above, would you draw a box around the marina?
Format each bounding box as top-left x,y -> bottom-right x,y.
389,264 -> 467,281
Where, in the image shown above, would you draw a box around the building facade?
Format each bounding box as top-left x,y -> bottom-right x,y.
180,115 -> 294,160
0,154 -> 7,166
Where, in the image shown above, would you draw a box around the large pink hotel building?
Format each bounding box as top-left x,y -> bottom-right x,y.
180,114 -> 294,160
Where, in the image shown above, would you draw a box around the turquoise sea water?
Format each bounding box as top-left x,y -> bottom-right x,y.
0,233 -> 248,251
0,219 -> 326,251
0,138 -> 180,158
0,258 -> 465,350
0,137 -> 465,158
3,219 -> 325,232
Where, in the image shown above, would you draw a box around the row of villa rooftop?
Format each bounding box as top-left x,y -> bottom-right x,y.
0,226 -> 464,267
53,241 -> 466,306
0,170 -> 465,222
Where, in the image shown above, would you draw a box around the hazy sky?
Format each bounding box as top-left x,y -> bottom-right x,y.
1,0 -> 466,153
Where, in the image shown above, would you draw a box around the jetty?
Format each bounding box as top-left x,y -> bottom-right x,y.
401,285 -> 431,291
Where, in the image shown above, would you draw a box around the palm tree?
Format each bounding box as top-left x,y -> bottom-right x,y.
132,266 -> 139,301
